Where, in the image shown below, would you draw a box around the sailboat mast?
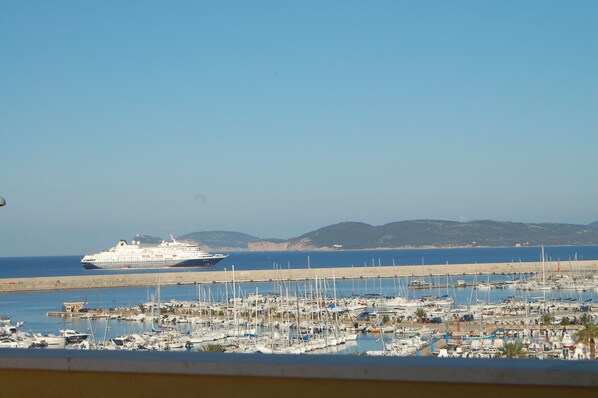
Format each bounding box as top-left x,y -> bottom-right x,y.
542,246 -> 546,303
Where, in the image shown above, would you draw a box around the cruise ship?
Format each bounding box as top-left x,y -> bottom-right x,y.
81,237 -> 228,270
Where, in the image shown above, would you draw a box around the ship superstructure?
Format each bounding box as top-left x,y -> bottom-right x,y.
81,237 -> 227,270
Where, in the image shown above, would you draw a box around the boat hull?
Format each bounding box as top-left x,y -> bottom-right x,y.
81,257 -> 226,270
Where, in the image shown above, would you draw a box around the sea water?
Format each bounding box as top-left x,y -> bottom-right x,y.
1,245 -> 597,278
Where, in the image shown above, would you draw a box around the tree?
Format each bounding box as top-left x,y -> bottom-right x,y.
539,314 -> 554,339
579,313 -> 592,326
414,308 -> 427,322
576,322 -> 598,360
540,314 -> 554,325
498,342 -> 525,359
198,344 -> 226,353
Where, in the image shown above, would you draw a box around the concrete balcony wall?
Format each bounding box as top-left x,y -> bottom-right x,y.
0,350 -> 596,398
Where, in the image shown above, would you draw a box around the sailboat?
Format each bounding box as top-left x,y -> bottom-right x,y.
539,247 -> 551,292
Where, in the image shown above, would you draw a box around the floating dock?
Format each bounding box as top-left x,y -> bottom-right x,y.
0,260 -> 596,293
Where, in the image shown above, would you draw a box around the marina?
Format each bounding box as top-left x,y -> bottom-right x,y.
1,261 -> 597,359
1,290 -> 596,358
0,247 -> 597,360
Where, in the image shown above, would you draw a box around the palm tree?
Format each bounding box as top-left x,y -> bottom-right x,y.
198,343 -> 226,353
414,308 -> 427,323
539,313 -> 554,339
540,313 -> 554,325
579,313 -> 592,326
576,322 -> 598,360
498,342 -> 525,359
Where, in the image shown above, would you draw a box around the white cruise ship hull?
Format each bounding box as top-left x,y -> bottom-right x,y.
81,256 -> 226,270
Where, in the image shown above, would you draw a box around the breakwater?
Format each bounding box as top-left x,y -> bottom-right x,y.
0,259 -> 596,293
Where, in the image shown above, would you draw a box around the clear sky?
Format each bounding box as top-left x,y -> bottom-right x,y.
1,1 -> 597,256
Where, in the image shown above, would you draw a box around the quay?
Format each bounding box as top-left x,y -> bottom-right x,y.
0,259 -> 596,293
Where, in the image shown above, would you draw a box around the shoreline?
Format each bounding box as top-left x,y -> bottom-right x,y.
208,243 -> 598,253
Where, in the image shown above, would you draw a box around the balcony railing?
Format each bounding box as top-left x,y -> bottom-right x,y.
0,349 -> 596,398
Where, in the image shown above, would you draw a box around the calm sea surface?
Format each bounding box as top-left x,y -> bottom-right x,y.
0,246 -> 597,342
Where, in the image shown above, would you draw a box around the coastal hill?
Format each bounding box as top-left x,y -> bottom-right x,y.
136,220 -> 598,251
135,231 -> 261,250
178,231 -> 261,251
284,220 -> 598,250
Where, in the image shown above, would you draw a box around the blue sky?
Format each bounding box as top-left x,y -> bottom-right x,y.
1,1 -> 597,256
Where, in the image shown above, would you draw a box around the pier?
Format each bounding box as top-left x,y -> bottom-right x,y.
0,259 -> 596,293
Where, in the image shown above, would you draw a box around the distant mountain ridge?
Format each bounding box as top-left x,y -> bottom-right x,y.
134,220 -> 598,251
133,231 -> 265,250
285,220 -> 598,250
178,231 -> 260,250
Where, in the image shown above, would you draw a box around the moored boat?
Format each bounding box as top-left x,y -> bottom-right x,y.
60,329 -> 90,344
